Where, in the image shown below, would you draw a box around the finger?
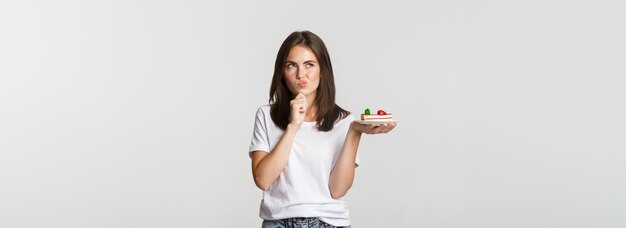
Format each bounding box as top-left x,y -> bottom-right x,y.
296,93 -> 306,100
381,127 -> 392,133
367,125 -> 377,134
291,95 -> 306,105
291,100 -> 306,107
298,97 -> 307,106
377,124 -> 391,133
379,124 -> 391,132
382,124 -> 395,133
292,102 -> 305,113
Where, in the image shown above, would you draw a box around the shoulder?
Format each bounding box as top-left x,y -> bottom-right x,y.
258,104 -> 271,111
252,105 -> 273,126
255,104 -> 271,116
333,112 -> 355,129
336,107 -> 354,123
341,113 -> 355,122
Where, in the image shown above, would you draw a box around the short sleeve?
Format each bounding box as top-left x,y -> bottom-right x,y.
249,107 -> 270,154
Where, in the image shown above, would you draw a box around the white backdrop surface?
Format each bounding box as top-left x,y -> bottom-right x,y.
1,0 -> 625,227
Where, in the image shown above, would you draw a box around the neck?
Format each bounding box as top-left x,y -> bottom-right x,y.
304,105 -> 318,122
304,93 -> 317,122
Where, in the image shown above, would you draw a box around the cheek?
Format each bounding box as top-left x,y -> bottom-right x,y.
283,70 -> 295,82
312,70 -> 321,83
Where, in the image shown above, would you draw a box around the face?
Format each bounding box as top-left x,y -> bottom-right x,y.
283,45 -> 321,97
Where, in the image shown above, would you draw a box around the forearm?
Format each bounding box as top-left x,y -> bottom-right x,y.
329,125 -> 362,199
253,124 -> 299,190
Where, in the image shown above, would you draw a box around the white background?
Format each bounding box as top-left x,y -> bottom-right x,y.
1,0 -> 625,227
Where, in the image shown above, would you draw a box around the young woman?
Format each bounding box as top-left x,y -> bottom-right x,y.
249,31 -> 396,228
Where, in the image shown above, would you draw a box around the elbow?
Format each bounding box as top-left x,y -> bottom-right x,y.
330,191 -> 346,199
329,186 -> 348,199
254,176 -> 271,191
329,178 -> 353,199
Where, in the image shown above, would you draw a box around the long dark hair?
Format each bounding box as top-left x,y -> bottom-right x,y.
269,31 -> 350,132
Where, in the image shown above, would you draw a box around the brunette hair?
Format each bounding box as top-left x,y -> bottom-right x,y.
269,31 -> 350,131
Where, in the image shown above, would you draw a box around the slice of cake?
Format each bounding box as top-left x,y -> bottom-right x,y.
360,108 -> 394,122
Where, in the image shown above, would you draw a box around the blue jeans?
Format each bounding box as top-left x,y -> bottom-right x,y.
262,217 -> 352,228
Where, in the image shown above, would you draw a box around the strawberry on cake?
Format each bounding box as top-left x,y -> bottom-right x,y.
360,108 -> 394,123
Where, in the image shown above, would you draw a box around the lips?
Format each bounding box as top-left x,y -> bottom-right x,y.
298,81 -> 308,87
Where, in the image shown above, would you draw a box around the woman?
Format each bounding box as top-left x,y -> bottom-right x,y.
249,31 -> 395,228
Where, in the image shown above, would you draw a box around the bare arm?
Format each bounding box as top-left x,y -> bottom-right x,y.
328,124 -> 362,199
329,122 -> 396,199
250,93 -> 308,191
250,124 -> 299,190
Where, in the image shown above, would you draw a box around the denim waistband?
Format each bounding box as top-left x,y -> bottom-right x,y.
262,217 -> 351,228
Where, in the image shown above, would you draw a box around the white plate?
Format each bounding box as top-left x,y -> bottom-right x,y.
354,120 -> 397,126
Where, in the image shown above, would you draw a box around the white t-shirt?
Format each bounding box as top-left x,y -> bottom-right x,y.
248,105 -> 359,227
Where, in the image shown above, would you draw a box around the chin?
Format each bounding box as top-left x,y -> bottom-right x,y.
290,87 -> 316,97
300,89 -> 313,96
290,88 -> 305,95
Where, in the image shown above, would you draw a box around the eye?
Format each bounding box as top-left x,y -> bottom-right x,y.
286,63 -> 296,69
305,63 -> 314,68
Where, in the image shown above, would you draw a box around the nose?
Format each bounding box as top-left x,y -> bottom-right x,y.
296,68 -> 305,80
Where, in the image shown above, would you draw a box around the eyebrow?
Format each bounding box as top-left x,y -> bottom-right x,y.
284,60 -> 317,64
